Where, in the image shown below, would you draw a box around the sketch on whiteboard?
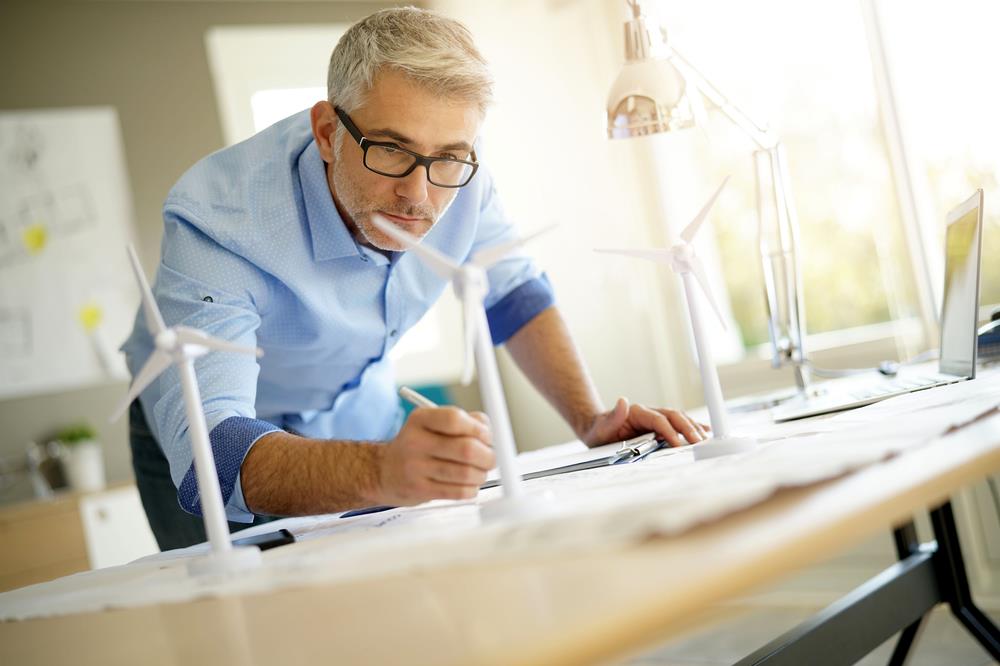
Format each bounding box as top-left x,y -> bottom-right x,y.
0,108 -> 138,399
0,308 -> 31,358
1,185 -> 97,267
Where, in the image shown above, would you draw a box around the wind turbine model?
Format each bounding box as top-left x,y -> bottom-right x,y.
369,214 -> 554,521
596,177 -> 757,460
110,245 -> 263,575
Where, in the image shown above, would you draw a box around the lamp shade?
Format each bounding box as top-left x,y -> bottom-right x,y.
607,56 -> 695,139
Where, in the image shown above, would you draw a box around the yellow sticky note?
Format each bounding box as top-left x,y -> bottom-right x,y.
78,303 -> 103,332
22,224 -> 48,254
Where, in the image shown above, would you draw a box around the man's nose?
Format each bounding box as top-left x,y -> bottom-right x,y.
394,166 -> 429,204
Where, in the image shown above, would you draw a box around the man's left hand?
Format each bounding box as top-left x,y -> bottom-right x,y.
581,397 -> 709,448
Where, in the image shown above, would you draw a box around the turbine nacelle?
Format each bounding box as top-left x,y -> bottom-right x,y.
669,243 -> 697,272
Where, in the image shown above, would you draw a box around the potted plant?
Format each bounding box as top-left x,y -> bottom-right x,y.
54,422 -> 105,493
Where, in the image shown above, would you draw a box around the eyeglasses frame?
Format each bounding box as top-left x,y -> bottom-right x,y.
333,106 -> 479,189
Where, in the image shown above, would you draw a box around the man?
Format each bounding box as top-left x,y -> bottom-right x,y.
123,7 -> 707,551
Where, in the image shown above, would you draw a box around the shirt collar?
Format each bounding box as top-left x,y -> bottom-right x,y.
299,140 -> 365,262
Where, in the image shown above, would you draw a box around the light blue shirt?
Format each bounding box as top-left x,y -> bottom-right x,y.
121,110 -> 554,522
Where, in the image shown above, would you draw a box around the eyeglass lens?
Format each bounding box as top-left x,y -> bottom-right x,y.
364,145 -> 474,187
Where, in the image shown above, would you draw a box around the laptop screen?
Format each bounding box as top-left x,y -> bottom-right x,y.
939,190 -> 984,378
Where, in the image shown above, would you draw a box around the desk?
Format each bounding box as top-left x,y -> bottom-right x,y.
2,388 -> 1000,665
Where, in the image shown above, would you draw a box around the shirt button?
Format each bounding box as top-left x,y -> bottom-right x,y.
389,329 -> 398,337
360,255 -> 369,262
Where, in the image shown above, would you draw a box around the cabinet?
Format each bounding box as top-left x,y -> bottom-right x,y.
0,483 -> 158,592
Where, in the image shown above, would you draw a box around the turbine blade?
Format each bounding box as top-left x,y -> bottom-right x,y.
175,329 -> 263,357
690,256 -> 728,330
109,350 -> 172,422
680,176 -> 730,244
471,223 -> 558,268
127,244 -> 166,336
594,247 -> 673,264
369,214 -> 459,279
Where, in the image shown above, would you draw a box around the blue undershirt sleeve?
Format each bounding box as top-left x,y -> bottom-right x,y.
485,273 -> 555,345
177,416 -> 280,522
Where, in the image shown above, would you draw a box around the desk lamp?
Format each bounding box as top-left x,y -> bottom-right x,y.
110,246 -> 263,576
606,0 -> 811,394
598,177 -> 757,459
370,214 -> 554,521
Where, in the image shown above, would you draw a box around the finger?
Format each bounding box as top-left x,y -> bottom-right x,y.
426,481 -> 479,501
685,418 -> 706,440
629,404 -> 683,447
431,435 -> 496,471
469,410 -> 492,434
611,397 -> 629,421
658,409 -> 703,443
414,406 -> 491,443
426,459 -> 489,486
701,422 -> 712,432
587,397 -> 630,445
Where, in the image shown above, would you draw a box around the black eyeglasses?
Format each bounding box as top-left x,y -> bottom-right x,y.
334,106 -> 479,188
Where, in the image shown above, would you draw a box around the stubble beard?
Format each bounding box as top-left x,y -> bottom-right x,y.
330,133 -> 444,252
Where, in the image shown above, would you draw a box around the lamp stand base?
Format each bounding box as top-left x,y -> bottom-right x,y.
693,435 -> 758,460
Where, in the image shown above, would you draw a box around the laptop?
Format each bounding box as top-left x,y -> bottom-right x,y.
772,188 -> 984,423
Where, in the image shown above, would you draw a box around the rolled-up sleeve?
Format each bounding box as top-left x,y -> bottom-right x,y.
147,208 -> 279,522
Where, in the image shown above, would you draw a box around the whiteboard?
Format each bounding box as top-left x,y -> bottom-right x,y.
0,107 -> 138,399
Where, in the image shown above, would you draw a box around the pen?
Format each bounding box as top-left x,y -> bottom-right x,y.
399,385 -> 437,408
607,432 -> 660,464
342,387 -> 438,519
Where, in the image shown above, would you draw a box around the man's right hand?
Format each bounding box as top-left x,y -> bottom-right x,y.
373,407 -> 495,506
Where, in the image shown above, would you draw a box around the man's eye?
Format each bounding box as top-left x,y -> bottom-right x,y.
382,145 -> 400,154
438,153 -> 458,161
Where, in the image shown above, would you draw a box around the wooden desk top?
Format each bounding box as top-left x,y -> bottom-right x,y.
2,407 -> 999,666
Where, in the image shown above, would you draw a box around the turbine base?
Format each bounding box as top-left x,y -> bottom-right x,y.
479,490 -> 556,523
186,545 -> 263,577
692,435 -> 757,460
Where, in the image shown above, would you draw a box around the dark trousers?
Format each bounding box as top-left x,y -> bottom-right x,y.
128,400 -> 271,551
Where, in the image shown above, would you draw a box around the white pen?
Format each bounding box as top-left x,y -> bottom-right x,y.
399,385 -> 437,409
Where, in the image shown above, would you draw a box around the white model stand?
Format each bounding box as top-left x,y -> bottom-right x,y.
111,245 -> 262,575
370,215 -> 556,521
597,177 -> 757,460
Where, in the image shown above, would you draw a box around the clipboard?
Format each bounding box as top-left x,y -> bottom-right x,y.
340,434 -> 669,518
478,433 -> 664,490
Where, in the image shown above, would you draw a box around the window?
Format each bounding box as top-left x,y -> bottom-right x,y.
250,87 -> 325,136
877,0 -> 1000,315
204,25 -> 345,145
646,0 -> 926,356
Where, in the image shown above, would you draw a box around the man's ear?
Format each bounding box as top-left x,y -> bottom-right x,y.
310,101 -> 336,164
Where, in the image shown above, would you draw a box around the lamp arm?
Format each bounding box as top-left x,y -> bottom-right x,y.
668,48 -> 776,151
671,47 -> 810,390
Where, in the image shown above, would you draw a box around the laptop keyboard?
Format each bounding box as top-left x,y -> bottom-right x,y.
847,375 -> 947,401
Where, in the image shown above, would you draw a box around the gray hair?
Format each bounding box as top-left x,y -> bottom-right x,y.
327,7 -> 494,115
